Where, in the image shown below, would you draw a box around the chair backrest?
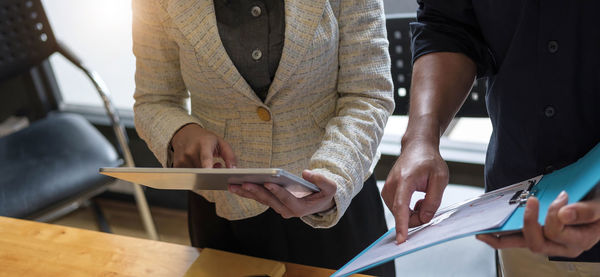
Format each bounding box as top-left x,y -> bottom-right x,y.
0,0 -> 58,81
386,13 -> 488,117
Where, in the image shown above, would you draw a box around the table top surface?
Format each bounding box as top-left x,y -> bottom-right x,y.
0,216 -> 367,277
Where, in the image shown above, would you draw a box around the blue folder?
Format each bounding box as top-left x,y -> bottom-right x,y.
333,142 -> 600,277
492,142 -> 600,232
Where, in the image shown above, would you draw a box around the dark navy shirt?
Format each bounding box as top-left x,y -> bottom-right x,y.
411,0 -> 600,262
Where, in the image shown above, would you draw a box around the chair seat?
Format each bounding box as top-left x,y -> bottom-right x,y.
0,113 -> 120,218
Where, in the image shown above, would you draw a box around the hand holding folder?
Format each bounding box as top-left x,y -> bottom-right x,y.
334,142 -> 600,277
477,175 -> 600,258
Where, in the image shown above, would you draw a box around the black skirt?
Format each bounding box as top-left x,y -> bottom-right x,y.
188,174 -> 395,276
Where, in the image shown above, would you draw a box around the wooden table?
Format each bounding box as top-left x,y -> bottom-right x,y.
0,216 -> 368,276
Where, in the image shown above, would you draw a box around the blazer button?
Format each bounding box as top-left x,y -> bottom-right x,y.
257,107 -> 271,121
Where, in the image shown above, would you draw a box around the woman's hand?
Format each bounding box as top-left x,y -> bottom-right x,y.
170,123 -> 237,168
228,170 -> 337,218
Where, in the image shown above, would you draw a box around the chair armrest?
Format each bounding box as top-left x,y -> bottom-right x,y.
55,40 -> 135,167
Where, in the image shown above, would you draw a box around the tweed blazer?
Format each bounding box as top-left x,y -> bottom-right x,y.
132,0 -> 393,228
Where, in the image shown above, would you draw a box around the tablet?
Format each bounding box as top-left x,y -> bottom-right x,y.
99,167 -> 320,198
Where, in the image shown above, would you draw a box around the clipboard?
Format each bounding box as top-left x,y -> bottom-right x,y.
99,167 -> 320,198
490,142 -> 600,233
333,142 -> 600,277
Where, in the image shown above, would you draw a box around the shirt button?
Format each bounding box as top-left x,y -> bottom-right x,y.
250,6 -> 261,17
256,107 -> 271,121
251,49 -> 262,61
544,105 -> 556,118
547,40 -> 559,54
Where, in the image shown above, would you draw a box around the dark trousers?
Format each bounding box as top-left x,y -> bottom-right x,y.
188,174 -> 395,276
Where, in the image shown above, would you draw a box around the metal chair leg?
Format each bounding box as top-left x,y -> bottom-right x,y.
57,42 -> 159,240
132,184 -> 159,240
91,199 -> 112,233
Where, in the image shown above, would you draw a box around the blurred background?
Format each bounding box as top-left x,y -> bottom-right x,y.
43,0 -> 491,144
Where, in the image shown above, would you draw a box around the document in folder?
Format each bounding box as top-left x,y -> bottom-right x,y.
334,142 -> 600,277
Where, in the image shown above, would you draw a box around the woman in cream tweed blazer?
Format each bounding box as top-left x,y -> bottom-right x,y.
133,0 -> 394,273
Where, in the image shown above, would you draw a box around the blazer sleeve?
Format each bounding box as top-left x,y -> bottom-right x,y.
411,0 -> 495,78
303,0 -> 394,228
132,0 -> 203,167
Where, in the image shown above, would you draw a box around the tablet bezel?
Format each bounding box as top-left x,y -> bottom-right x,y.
99,167 -> 320,197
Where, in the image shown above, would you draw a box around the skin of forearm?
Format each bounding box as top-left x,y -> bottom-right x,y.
401,52 -> 477,148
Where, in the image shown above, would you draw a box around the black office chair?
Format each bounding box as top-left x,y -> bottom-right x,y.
0,0 -> 157,239
386,14 -> 488,118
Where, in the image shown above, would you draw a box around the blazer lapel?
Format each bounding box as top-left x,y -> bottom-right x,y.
165,0 -> 260,103
264,0 -> 328,104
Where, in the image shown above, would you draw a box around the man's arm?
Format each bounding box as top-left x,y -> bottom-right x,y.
402,52 -> 477,148
381,52 -> 476,244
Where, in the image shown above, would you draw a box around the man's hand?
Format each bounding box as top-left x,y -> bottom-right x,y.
382,140 -> 449,244
170,123 -> 237,168
381,52 -> 475,245
228,170 -> 337,218
477,191 -> 600,258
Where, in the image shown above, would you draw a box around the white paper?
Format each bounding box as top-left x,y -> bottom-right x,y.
333,179 -> 538,277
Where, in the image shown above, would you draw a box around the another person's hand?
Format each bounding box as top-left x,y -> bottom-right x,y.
382,140 -> 449,244
477,191 -> 600,258
170,123 -> 237,168
228,170 -> 337,218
